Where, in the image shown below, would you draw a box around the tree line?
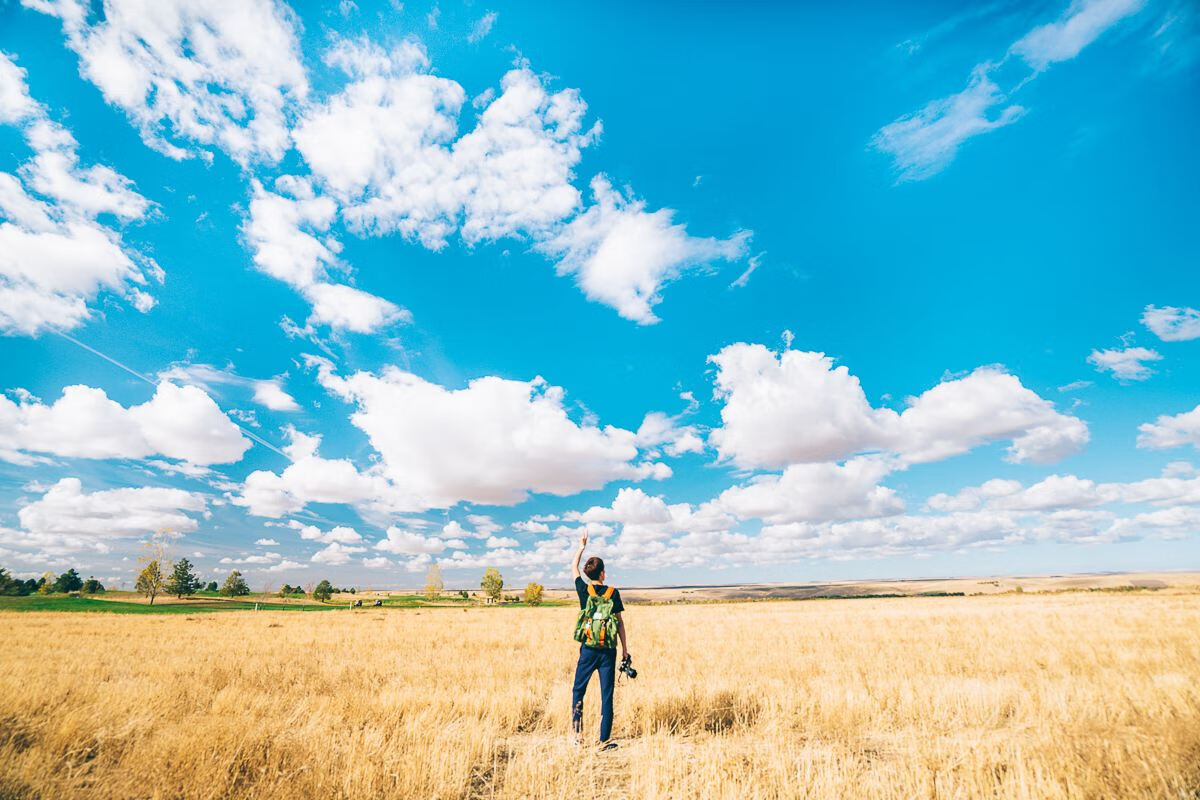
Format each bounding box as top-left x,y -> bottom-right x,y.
424,565 -> 544,605
4,560 -> 546,606
0,567 -> 104,596
135,557 -> 253,604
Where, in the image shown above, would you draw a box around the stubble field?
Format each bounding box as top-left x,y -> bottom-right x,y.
1,592 -> 1198,799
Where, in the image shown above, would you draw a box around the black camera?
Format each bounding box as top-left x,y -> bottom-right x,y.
619,654 -> 637,679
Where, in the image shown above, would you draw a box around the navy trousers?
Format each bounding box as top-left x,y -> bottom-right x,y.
571,645 -> 616,741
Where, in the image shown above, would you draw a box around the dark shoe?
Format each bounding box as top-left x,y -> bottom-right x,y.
598,741 -> 618,752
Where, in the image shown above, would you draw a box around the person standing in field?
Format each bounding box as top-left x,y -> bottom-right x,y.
570,532 -> 629,750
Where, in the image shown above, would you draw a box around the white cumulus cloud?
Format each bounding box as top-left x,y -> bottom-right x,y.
537,175 -> 750,324
312,361 -> 668,509
375,527 -> 445,554
311,541 -> 366,565
234,428 -> 394,518
288,521 -> 364,544
707,343 -> 1086,470
1138,404 -> 1200,450
0,51 -> 160,335
716,458 -> 904,524
291,37 -> 747,324
242,177 -> 409,334
0,382 -> 250,466
1142,305 -> 1200,341
25,0 -> 309,164
11,477 -> 206,555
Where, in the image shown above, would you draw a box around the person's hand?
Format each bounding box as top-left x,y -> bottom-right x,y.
621,649 -> 632,663
579,531 -> 588,547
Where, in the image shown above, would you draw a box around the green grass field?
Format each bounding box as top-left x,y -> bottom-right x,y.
0,595 -> 341,614
0,593 -> 571,613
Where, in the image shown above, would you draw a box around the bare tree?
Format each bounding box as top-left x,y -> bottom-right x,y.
424,564 -> 444,600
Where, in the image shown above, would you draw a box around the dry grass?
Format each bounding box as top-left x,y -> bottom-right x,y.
1,593 -> 1198,799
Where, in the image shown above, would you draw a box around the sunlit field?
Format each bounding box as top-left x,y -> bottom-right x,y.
2,592 -> 1198,799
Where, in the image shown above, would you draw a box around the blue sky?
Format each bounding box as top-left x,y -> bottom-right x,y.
0,0 -> 1197,589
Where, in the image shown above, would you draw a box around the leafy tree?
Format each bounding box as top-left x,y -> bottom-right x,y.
36,572 -> 55,595
136,561 -> 165,605
81,577 -> 105,594
481,568 -> 503,601
220,570 -> 250,597
424,564 -> 444,601
53,568 -> 83,593
0,567 -> 32,596
459,590 -> 469,600
166,558 -> 200,598
523,582 -> 544,606
313,579 -> 333,602
205,581 -> 219,592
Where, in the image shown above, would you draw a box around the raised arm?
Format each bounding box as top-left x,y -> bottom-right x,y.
570,532 -> 588,580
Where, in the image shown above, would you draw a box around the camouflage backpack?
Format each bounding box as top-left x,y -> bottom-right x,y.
574,584 -> 619,649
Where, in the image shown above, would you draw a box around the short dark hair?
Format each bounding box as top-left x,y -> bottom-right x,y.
583,556 -> 604,581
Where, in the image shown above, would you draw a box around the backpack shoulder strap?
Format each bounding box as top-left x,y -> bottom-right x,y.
586,583 -> 597,598
602,586 -> 615,600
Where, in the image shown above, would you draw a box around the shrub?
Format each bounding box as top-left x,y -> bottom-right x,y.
523,583 -> 544,606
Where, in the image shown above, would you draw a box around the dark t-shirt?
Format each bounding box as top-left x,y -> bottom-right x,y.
575,576 -> 624,615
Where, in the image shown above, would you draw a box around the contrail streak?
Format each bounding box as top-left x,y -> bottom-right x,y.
52,330 -> 292,462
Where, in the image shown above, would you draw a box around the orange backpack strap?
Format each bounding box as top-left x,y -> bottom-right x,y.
586,584 -> 597,598
603,586 -> 615,600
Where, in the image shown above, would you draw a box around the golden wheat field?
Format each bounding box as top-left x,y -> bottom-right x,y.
2,592 -> 1199,799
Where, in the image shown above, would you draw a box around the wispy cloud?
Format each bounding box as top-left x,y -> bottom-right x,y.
1010,0 -> 1145,71
1149,1 -> 1200,72
157,363 -> 300,411
729,253 -> 765,289
467,11 -> 498,43
1088,345 -> 1162,381
873,0 -> 1147,181
896,1 -> 1010,57
871,66 -> 1025,182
